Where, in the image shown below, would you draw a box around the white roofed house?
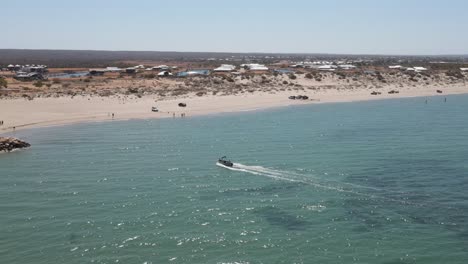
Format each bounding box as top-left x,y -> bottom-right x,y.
152,65 -> 171,71
318,65 -> 337,71
89,68 -> 107,75
338,64 -> 356,70
460,68 -> 468,72
242,64 -> 268,71
413,67 -> 428,72
125,67 -> 138,74
157,71 -> 173,77
106,67 -> 122,72
14,72 -> 45,81
213,64 -> 236,72
7,64 -> 22,71
388,65 -> 403,69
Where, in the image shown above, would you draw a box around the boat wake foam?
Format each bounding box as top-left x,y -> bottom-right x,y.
217,162 -> 419,205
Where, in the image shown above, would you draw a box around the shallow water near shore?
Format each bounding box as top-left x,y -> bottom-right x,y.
1,95 -> 468,264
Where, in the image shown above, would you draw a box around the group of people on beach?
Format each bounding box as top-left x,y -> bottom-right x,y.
170,112 -> 186,118
0,120 -> 15,130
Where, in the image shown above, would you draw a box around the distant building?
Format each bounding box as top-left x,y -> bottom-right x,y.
21,65 -> 48,73
106,67 -> 122,72
213,64 -> 236,72
125,67 -> 138,74
274,69 -> 295,74
388,65 -> 403,69
413,67 -> 428,72
318,65 -> 337,71
14,72 -> 45,81
241,64 -> 269,71
460,68 -> 468,71
176,70 -> 210,77
158,71 -> 173,77
89,67 -> 122,75
152,65 -> 170,71
89,69 -> 107,75
338,64 -> 356,70
7,64 -> 43,72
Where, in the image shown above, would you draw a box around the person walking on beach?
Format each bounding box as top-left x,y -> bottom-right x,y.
112,113 -> 114,119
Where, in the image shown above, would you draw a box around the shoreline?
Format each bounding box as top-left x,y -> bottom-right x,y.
1,85 -> 467,135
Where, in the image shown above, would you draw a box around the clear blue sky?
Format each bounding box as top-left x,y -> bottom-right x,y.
2,0 -> 468,55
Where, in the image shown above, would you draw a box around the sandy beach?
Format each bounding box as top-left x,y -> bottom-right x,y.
1,83 -> 466,133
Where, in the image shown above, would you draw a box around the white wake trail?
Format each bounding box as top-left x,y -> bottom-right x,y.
219,162 -> 360,194
233,163 -> 407,195
217,162 -> 419,205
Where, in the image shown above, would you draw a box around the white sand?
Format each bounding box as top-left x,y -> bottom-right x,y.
1,84 -> 467,133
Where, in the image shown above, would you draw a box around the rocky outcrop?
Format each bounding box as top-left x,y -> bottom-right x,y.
0,137 -> 31,152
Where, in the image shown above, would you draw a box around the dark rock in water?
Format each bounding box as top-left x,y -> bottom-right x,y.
0,137 -> 31,152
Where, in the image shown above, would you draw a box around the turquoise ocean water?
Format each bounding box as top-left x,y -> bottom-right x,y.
1,95 -> 468,264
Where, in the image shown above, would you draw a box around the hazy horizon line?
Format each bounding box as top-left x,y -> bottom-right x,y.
1,48 -> 467,57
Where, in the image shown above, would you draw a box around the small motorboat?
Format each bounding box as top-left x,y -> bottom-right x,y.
218,156 -> 233,167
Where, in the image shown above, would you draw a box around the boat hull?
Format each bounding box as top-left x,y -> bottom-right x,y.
217,160 -> 233,167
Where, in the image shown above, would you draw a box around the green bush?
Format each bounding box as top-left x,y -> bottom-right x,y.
144,73 -> 156,79
128,88 -> 139,94
33,81 -> 44,88
0,77 -> 7,88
